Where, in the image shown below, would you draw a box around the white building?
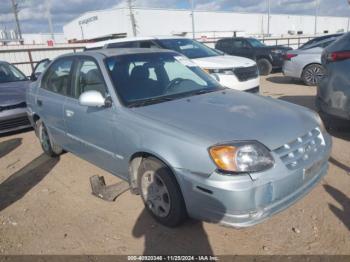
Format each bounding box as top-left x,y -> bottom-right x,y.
63,7 -> 350,42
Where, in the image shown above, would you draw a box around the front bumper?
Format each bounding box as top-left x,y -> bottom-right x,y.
0,108 -> 31,134
175,133 -> 331,228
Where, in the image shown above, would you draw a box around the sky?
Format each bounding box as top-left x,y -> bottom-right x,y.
0,0 -> 349,34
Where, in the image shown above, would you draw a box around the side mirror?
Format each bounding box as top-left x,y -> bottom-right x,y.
79,91 -> 110,108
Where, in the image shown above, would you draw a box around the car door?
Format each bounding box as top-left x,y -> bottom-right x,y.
231,39 -> 253,58
63,56 -> 118,174
216,38 -> 233,54
36,58 -> 73,147
31,59 -> 51,81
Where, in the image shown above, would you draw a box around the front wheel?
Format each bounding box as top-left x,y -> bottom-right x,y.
257,58 -> 272,76
138,157 -> 187,227
36,120 -> 62,157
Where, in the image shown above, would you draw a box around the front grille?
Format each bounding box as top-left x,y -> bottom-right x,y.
234,65 -> 259,82
0,102 -> 26,112
0,116 -> 30,131
274,128 -> 325,170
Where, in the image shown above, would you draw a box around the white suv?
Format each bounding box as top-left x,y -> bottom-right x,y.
85,37 -> 260,93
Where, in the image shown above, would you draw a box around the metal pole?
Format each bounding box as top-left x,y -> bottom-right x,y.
267,0 -> 270,37
314,0 -> 319,35
128,0 -> 137,37
46,0 -> 55,41
190,0 -> 196,39
10,0 -> 23,44
79,24 -> 84,40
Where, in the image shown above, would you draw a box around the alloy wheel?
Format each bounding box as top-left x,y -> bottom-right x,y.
141,170 -> 171,218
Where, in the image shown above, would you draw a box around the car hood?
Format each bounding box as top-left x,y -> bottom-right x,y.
192,55 -> 256,69
132,90 -> 317,150
0,81 -> 30,106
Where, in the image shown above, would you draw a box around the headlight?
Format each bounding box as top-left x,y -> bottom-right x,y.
209,142 -> 274,173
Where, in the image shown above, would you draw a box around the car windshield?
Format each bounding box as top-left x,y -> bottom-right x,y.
157,38 -> 220,59
106,52 -> 223,107
247,38 -> 266,48
0,62 -> 27,84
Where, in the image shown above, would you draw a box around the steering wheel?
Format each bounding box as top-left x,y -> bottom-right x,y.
165,78 -> 186,92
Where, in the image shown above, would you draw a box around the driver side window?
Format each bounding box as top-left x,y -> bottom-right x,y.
72,59 -> 108,99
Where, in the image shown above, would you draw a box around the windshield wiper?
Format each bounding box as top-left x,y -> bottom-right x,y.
190,89 -> 219,96
128,96 -> 176,108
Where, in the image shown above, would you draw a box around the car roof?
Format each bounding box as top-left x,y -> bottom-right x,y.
71,48 -> 178,58
85,35 -> 186,49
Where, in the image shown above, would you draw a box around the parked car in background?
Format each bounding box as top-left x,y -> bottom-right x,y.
317,32 -> 350,121
0,61 -> 31,134
282,36 -> 339,86
27,48 -> 331,228
85,36 -> 260,93
215,37 -> 291,75
299,33 -> 343,50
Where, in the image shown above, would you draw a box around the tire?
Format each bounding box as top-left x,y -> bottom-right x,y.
138,157 -> 187,227
257,58 -> 272,76
36,119 -> 63,157
301,64 -> 325,86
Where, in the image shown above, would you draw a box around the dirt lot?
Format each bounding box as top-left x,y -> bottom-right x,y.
0,74 -> 349,255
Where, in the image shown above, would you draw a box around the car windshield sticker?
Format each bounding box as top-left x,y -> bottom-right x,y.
175,56 -> 197,67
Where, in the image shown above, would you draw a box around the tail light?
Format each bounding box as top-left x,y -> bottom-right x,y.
326,51 -> 350,62
284,53 -> 298,61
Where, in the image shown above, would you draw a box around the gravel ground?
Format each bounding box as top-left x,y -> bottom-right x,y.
0,73 -> 349,255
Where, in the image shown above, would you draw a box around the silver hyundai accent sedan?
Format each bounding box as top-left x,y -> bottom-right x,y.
26,49 -> 332,228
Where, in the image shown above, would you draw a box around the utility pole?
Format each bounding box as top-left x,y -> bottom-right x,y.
190,0 -> 196,39
10,0 -> 23,44
314,0 -> 319,35
128,0 -> 137,37
267,0 -> 270,37
347,0 -> 350,32
46,0 -> 55,41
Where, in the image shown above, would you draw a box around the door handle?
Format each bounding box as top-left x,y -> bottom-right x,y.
36,99 -> 43,107
65,110 -> 74,117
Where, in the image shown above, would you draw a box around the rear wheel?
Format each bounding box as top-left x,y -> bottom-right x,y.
301,64 -> 325,86
257,58 -> 272,76
138,157 -> 187,227
36,119 -> 62,157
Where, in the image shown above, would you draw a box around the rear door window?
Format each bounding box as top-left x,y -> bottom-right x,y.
107,42 -> 139,48
139,41 -> 158,48
232,39 -> 247,48
42,58 -> 73,96
217,39 -> 232,49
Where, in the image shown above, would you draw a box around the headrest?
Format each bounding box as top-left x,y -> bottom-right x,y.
130,66 -> 150,80
85,69 -> 103,85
